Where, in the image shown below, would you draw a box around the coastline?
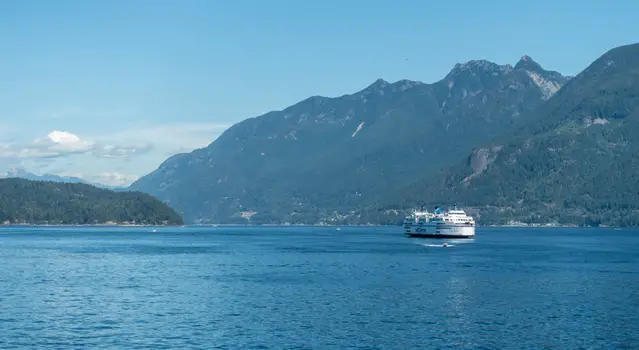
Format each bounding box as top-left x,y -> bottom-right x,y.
0,222 -> 626,229
1,223 -> 183,227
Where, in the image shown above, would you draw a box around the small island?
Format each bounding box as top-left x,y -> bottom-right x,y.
0,178 -> 184,226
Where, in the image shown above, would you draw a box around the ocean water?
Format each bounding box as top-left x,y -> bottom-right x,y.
0,226 -> 637,349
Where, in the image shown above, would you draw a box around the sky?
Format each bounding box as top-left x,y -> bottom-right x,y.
1,0 -> 638,186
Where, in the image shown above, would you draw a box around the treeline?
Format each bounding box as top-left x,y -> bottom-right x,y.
0,178 -> 184,225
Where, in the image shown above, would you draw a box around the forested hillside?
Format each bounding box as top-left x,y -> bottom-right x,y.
391,42 -> 639,227
0,178 -> 183,225
131,54 -> 567,224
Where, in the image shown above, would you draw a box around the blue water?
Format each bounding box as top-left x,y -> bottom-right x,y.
0,226 -> 637,349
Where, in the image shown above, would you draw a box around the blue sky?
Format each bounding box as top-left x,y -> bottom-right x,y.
0,0 -> 637,186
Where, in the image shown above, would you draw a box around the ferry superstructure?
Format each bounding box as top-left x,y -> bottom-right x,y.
403,205 -> 476,238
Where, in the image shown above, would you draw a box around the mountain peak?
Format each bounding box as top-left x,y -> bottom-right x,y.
359,78 -> 390,95
514,55 -> 544,72
367,78 -> 389,89
446,59 -> 512,79
454,59 -> 496,70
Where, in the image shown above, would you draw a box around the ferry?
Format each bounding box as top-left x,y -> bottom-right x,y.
403,205 -> 476,238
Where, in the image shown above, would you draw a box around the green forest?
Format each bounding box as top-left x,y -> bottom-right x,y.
0,178 -> 184,225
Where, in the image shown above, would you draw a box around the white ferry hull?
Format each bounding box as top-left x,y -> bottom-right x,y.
404,223 -> 475,238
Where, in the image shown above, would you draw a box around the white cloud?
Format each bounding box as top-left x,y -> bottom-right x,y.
39,130 -> 94,153
93,143 -> 154,159
0,130 -> 152,160
93,172 -> 140,187
0,130 -> 92,158
98,122 -> 231,154
0,122 -> 231,187
57,171 -> 140,187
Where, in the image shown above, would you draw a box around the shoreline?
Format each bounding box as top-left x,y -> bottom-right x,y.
0,223 -> 183,227
0,223 -> 628,229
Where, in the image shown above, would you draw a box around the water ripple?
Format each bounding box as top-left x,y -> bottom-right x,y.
0,226 -> 638,349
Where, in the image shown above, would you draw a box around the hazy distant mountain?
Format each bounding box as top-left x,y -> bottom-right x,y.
130,53 -> 569,224
1,168 -> 125,191
1,168 -> 88,184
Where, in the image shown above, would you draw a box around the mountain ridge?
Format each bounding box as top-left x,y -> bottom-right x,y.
130,52 -> 571,224
0,168 -> 125,190
388,42 -> 639,226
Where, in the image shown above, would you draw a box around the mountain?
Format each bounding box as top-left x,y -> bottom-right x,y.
0,178 -> 183,225
393,42 -> 639,227
1,168 -> 89,184
130,54 -> 568,224
0,168 -> 125,190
